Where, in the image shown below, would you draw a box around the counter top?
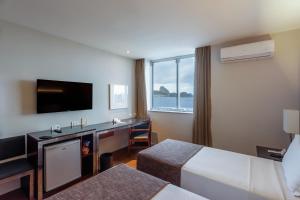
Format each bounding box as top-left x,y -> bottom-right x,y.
27,118 -> 147,142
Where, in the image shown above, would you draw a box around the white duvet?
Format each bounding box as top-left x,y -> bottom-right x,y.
181,147 -> 300,200
152,184 -> 209,200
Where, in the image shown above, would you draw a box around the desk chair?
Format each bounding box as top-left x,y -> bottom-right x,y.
128,120 -> 152,151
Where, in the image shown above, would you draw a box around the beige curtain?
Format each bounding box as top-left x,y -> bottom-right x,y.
193,46 -> 212,146
135,59 -> 148,119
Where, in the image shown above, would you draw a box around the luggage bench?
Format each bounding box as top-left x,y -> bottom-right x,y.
0,159 -> 34,200
0,135 -> 34,200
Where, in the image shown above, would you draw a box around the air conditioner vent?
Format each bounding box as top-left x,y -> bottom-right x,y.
220,40 -> 274,63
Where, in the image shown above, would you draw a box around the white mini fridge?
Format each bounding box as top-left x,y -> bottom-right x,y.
44,140 -> 81,192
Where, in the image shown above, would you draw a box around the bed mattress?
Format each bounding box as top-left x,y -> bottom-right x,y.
181,147 -> 300,200
153,184 -> 208,200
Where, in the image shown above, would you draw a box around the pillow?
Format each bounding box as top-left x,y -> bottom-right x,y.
282,135 -> 300,196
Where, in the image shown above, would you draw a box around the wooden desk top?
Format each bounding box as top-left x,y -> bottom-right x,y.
27,118 -> 148,142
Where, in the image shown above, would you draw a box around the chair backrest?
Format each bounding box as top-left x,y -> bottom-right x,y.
130,120 -> 151,138
0,135 -> 25,160
133,120 -> 151,130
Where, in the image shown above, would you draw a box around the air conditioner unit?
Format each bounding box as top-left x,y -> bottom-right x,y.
220,40 -> 274,63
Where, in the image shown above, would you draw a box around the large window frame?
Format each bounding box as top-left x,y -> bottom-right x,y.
150,54 -> 195,113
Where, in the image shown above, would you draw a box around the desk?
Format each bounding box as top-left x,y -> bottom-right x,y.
27,118 -> 147,200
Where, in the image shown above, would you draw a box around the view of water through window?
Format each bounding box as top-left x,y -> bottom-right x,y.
152,56 -> 194,112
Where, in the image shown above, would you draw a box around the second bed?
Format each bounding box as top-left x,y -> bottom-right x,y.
137,139 -> 299,200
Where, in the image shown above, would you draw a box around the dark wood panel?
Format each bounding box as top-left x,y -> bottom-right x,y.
0,135 -> 25,160
98,131 -> 114,139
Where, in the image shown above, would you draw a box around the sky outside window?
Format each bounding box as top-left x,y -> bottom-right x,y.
152,56 -> 194,112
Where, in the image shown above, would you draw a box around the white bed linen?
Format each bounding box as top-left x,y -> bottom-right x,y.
181,147 -> 299,200
275,161 -> 300,200
152,184 -> 208,200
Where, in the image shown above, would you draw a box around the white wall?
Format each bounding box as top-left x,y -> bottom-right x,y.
149,111 -> 193,142
0,20 -> 135,139
0,20 -> 135,194
149,29 -> 300,155
211,29 -> 300,155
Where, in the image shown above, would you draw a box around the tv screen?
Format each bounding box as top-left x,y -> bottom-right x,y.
37,79 -> 93,113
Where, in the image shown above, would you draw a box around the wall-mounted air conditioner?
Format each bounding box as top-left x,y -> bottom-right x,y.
220,40 -> 275,63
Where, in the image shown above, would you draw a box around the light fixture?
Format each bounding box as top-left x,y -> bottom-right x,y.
126,50 -> 131,54
283,109 -> 299,135
268,109 -> 300,155
283,109 -> 299,143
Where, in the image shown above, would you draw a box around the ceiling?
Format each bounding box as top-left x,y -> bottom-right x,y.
0,0 -> 300,59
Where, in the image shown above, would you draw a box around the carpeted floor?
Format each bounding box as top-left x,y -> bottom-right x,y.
112,147 -> 141,168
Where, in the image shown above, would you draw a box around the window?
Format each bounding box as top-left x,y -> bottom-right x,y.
151,55 -> 194,112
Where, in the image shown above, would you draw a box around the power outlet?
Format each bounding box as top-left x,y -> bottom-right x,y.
52,124 -> 61,131
51,124 -> 61,134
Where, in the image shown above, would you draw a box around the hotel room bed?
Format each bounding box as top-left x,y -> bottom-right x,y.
45,164 -> 208,200
137,139 -> 300,200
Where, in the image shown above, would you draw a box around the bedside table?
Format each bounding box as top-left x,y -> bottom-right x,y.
256,146 -> 283,162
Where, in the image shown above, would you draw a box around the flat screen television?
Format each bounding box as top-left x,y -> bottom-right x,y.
37,79 -> 93,113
